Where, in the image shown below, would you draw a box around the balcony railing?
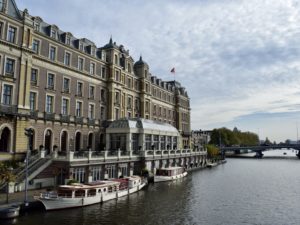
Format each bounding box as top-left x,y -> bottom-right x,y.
44,112 -> 55,121
87,118 -> 95,126
0,104 -> 17,115
75,117 -> 84,124
61,114 -> 70,123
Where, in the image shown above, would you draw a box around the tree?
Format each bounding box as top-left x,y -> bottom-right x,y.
206,144 -> 220,159
0,162 -> 16,203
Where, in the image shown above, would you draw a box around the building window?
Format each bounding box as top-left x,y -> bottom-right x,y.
89,86 -> 95,99
64,52 -> 71,66
128,63 -> 131,73
49,46 -> 56,61
90,63 -> 95,75
7,26 -> 16,43
62,98 -> 69,115
115,70 -> 120,81
46,95 -> 54,113
29,92 -> 36,111
79,43 -> 83,51
100,89 -> 106,102
66,36 -> 71,45
0,22 -> 3,38
91,167 -> 101,181
63,78 -> 70,93
47,73 -> 55,90
2,84 -> 12,105
115,108 -> 119,120
145,135 -> 151,150
31,69 -> 38,85
76,101 -> 82,117
77,82 -> 83,97
127,96 -> 132,109
115,92 -> 120,104
32,39 -> 40,53
114,55 -> 118,65
51,29 -> 56,39
5,58 -> 15,76
78,58 -> 84,71
34,23 -> 40,31
127,78 -> 131,88
73,168 -> 85,183
101,67 -> 106,79
88,104 -> 94,119
100,106 -> 105,120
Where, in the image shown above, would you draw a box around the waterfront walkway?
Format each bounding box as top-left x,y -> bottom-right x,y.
0,189 -> 46,208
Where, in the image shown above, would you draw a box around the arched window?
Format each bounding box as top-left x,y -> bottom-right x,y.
61,131 -> 68,152
75,132 -> 81,151
0,127 -> 11,152
44,129 -> 52,154
88,133 -> 94,149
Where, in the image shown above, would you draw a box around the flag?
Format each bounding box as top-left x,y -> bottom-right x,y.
170,67 -> 175,73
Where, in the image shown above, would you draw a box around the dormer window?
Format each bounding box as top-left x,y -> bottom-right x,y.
51,29 -> 56,39
101,51 -> 106,61
66,36 -> 71,45
79,42 -> 83,51
34,23 -> 40,31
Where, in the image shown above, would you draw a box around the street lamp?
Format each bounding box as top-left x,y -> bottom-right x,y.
24,128 -> 34,206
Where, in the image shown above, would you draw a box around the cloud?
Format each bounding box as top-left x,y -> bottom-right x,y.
16,0 -> 300,141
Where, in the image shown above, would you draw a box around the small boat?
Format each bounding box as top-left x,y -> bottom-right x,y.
154,167 -> 187,183
0,205 -> 20,219
35,176 -> 146,211
207,162 -> 218,168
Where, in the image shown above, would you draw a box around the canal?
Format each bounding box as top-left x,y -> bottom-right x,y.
8,157 -> 300,225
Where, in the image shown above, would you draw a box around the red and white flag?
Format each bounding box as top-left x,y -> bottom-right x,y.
170,67 -> 175,73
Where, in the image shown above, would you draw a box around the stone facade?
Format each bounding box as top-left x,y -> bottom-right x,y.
0,0 -> 191,156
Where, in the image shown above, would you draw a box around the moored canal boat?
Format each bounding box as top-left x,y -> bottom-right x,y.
154,167 -> 187,183
35,176 -> 146,211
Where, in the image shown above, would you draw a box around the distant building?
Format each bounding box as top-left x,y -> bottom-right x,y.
191,130 -> 212,149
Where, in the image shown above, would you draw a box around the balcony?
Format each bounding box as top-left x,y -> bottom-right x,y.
0,104 -> 17,115
75,117 -> 84,124
30,110 -> 39,119
60,114 -> 70,123
44,112 -> 55,121
87,118 -> 95,126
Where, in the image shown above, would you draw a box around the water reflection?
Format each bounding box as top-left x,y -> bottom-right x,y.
13,159 -> 300,225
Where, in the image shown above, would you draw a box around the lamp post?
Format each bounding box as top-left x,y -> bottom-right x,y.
24,128 -> 33,206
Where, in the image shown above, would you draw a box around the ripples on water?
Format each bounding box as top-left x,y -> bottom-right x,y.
11,157 -> 300,225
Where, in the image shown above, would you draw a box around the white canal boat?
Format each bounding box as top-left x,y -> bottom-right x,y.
154,167 -> 187,183
35,176 -> 146,211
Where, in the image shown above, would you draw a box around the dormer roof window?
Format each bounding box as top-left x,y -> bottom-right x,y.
48,25 -> 59,39
51,30 -> 56,38
66,36 -> 70,45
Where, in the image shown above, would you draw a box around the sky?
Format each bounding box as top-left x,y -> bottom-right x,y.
16,0 -> 300,142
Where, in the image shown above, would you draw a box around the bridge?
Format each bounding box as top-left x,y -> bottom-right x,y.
220,145 -> 300,158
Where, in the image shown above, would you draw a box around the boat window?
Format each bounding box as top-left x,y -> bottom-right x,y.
98,189 -> 101,193
103,188 -> 106,192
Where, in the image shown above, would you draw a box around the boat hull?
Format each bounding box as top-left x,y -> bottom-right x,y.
154,171 -> 188,183
0,206 -> 20,219
36,182 -> 146,211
